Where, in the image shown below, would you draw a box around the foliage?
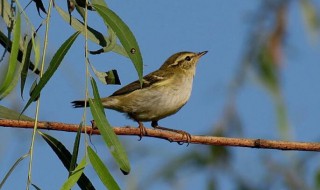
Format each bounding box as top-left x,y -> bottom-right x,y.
0,0 -> 320,189
0,0 -> 141,189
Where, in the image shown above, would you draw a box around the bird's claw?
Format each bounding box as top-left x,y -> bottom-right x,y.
138,122 -> 147,141
175,130 -> 191,146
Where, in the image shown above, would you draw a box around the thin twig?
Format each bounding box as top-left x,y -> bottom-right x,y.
0,119 -> 319,152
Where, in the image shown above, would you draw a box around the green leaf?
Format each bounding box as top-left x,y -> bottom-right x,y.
315,168 -> 320,189
90,77 -> 105,115
0,153 -> 29,189
21,31 -> 80,114
0,62 -> 23,100
31,184 -> 41,190
61,157 -> 87,190
20,37 -> 34,98
274,95 -> 290,139
91,0 -> 108,7
92,4 -> 143,83
0,11 -> 21,97
69,122 -> 83,176
300,0 -> 320,39
89,26 -> 117,54
90,62 -> 121,85
0,0 -> 13,27
257,46 -> 279,94
0,105 -> 33,121
87,146 -> 120,190
89,77 -> 130,174
32,37 -> 41,74
39,131 -> 95,190
0,30 -> 40,75
55,5 -> 127,57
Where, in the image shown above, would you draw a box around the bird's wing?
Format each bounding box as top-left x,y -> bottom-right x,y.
110,70 -> 174,96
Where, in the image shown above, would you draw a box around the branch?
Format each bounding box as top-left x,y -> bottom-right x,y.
0,119 -> 319,151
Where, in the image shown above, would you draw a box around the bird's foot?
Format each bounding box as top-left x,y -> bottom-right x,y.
137,122 -> 147,141
90,120 -> 98,130
151,121 -> 191,146
175,130 -> 192,146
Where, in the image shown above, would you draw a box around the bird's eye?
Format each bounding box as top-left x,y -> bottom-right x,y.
185,56 -> 191,61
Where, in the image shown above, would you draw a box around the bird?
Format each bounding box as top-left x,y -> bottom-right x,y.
72,51 -> 207,142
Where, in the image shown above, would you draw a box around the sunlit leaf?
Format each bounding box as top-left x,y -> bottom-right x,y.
92,4 -> 143,83
20,37 -> 33,98
69,122 -> 83,176
0,30 -> 39,75
88,146 -> 120,190
90,62 -> 120,85
0,105 -> 33,120
0,11 -> 21,98
61,157 -> 87,190
32,37 -> 41,74
91,0 -> 108,7
55,5 -> 127,57
89,27 -> 117,54
0,0 -> 13,26
89,77 -> 130,174
21,31 -> 80,114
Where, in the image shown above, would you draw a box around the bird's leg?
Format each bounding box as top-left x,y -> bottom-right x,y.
151,121 -> 191,145
90,120 -> 98,129
137,121 -> 147,141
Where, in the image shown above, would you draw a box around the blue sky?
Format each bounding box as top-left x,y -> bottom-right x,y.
1,1 -> 320,189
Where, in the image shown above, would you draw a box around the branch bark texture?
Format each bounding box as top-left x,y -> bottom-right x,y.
1,119 -> 319,151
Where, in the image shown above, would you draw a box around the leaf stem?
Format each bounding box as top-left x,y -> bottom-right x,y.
26,0 -> 53,189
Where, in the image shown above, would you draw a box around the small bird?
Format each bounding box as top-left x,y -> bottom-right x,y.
72,51 -> 207,142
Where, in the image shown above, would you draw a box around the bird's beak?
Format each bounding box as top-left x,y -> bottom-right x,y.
197,51 -> 208,57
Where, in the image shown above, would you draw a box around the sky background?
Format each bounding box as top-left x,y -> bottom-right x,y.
1,0 -> 320,189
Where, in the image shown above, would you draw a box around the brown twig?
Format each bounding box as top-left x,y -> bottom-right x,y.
0,119 -> 319,151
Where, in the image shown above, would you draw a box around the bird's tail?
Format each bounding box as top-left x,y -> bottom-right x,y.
71,100 -> 89,108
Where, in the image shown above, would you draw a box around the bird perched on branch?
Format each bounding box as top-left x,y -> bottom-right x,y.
72,51 -> 207,142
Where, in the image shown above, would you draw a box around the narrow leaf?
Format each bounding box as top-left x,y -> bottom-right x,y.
39,131 -> 95,190
0,153 -> 29,189
33,0 -> 47,16
89,78 -> 130,174
20,37 -> 33,98
55,5 -> 127,57
61,157 -> 87,190
0,30 -> 40,75
0,105 -> 33,121
32,37 -> 41,73
0,61 -> 23,100
91,0 -> 108,7
0,0 -> 13,26
90,77 -> 105,115
69,122 -> 83,176
31,184 -> 41,190
21,31 -> 80,114
300,0 -> 320,39
0,11 -> 21,96
92,4 -> 143,83
88,146 -> 120,190
90,62 -> 120,85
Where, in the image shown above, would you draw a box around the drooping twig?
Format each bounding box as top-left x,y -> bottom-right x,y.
0,119 -> 319,151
